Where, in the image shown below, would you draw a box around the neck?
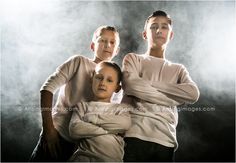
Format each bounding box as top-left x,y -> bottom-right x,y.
146,46 -> 166,59
93,57 -> 103,64
93,97 -> 111,103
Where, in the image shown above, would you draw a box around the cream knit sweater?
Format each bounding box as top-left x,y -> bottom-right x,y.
69,101 -> 131,162
122,53 -> 200,150
41,55 -> 96,142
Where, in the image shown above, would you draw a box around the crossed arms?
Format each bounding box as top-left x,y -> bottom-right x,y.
122,54 -> 200,107
69,106 -> 131,139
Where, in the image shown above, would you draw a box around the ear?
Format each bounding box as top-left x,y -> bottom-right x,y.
170,31 -> 174,40
115,46 -> 120,56
90,42 -> 95,51
142,31 -> 147,40
115,85 -> 121,93
90,71 -> 95,83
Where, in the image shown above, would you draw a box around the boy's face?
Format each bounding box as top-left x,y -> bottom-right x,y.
92,64 -> 120,102
143,16 -> 173,49
91,30 -> 119,62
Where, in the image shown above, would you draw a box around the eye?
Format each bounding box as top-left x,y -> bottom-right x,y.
95,75 -> 103,80
162,25 -> 168,29
107,78 -> 113,83
150,26 -> 158,30
98,38 -> 105,43
110,41 -> 115,45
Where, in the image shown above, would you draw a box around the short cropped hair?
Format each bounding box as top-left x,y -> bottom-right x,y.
95,61 -> 122,84
144,10 -> 172,30
92,25 -> 120,45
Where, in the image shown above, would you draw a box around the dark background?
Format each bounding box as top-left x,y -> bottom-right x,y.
1,1 -> 235,162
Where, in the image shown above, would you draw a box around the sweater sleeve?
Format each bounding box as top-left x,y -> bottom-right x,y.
122,53 -> 181,107
40,55 -> 81,94
69,105 -> 108,139
84,111 -> 131,134
151,65 -> 200,104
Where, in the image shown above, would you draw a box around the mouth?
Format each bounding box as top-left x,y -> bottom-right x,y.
98,87 -> 106,91
155,36 -> 165,39
104,50 -> 111,54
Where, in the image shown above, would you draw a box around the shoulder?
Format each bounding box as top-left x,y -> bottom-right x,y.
66,54 -> 91,62
112,103 -> 133,113
165,60 -> 186,70
123,53 -> 144,63
123,53 -> 144,59
119,103 -> 133,111
58,55 -> 83,66
60,54 -> 94,68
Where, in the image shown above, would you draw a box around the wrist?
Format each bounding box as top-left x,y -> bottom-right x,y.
42,122 -> 54,132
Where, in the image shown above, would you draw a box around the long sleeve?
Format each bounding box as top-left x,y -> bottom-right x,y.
84,112 -> 131,134
40,55 -> 81,94
122,53 -> 181,107
151,65 -> 200,104
69,106 -> 108,139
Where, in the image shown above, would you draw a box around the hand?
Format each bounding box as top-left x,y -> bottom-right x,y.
42,127 -> 62,159
83,114 -> 98,124
118,132 -> 125,137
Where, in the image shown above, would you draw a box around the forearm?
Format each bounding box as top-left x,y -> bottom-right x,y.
152,81 -> 200,104
89,114 -> 131,133
123,74 -> 180,106
40,90 -> 54,131
69,121 -> 108,139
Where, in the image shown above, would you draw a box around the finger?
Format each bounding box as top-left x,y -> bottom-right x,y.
55,140 -> 62,155
42,138 -> 47,152
48,143 -> 58,159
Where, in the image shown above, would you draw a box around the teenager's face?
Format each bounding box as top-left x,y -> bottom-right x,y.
143,16 -> 173,49
92,64 -> 120,102
92,30 -> 119,62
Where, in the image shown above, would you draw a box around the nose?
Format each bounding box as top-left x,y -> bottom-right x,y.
104,40 -> 111,48
156,28 -> 162,34
99,79 -> 106,85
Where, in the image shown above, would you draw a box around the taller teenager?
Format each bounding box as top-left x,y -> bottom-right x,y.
122,11 -> 200,162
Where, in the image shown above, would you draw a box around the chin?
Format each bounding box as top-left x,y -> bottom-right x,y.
151,44 -> 162,49
101,56 -> 111,61
95,94 -> 106,99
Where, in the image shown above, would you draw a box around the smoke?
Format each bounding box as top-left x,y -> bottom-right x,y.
1,0 -> 235,161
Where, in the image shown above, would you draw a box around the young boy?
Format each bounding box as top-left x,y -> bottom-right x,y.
68,61 -> 131,162
122,10 -> 200,162
29,25 -> 120,161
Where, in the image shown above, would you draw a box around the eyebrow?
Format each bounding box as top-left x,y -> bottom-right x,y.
150,23 -> 168,26
98,36 -> 116,41
162,23 -> 168,26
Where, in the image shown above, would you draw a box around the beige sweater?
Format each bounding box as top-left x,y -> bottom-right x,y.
40,55 -> 96,142
122,53 -> 200,150
69,101 -> 131,162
